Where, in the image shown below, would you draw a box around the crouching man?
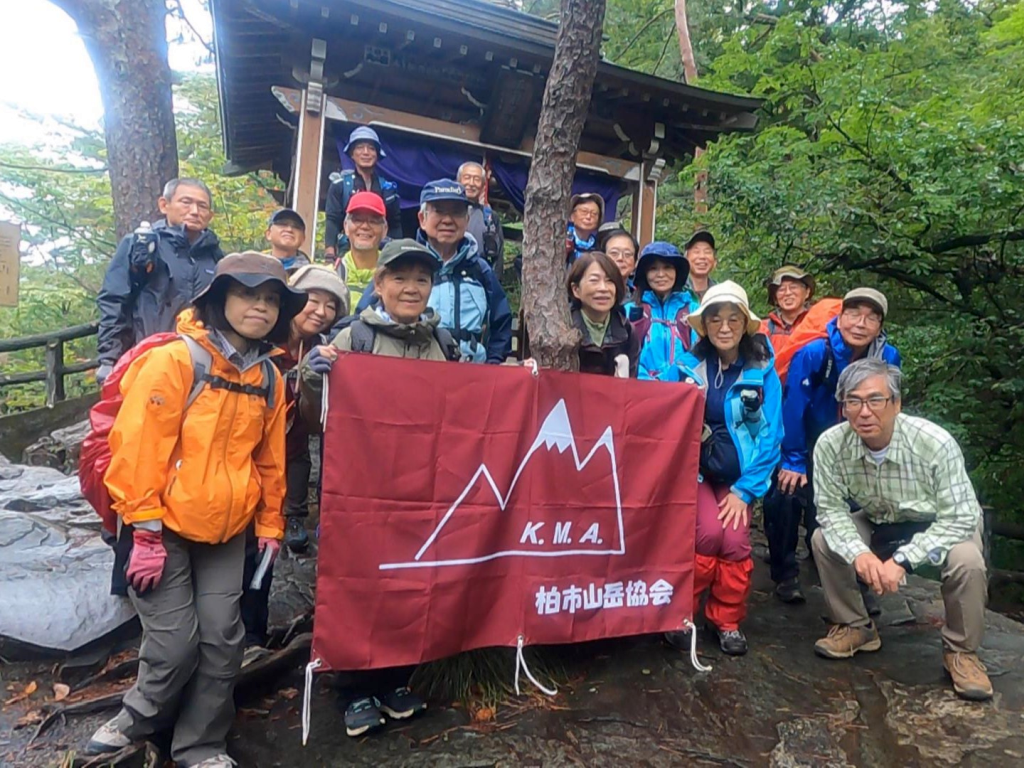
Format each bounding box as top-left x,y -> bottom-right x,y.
811,359 -> 991,701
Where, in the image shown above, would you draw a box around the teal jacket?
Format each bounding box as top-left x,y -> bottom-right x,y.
663,344 -> 783,503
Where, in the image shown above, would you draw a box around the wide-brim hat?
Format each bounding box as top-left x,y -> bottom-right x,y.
688,280 -> 761,337
289,264 -> 350,317
767,265 -> 816,304
193,251 -> 309,326
343,126 -> 385,157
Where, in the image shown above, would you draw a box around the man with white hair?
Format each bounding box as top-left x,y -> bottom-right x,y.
811,358 -> 991,701
457,161 -> 504,279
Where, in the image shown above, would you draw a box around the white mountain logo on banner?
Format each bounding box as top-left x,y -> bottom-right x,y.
378,399 -> 625,570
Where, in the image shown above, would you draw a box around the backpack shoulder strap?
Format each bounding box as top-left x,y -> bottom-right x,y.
433,326 -> 461,361
674,304 -> 693,351
179,335 -> 212,410
260,359 -> 276,410
349,320 -> 376,353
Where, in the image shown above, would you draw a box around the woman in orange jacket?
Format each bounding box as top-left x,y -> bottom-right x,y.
84,252 -> 308,768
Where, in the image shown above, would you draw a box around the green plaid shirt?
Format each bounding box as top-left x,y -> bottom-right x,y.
813,413 -> 981,568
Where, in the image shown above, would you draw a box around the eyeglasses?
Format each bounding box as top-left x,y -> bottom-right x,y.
841,309 -> 882,328
842,396 -> 892,412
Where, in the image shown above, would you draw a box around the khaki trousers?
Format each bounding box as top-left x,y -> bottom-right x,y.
118,529 -> 246,765
811,512 -> 987,653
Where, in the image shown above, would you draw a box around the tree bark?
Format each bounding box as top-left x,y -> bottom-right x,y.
675,0 -> 707,213
521,0 -> 607,371
51,0 -> 179,239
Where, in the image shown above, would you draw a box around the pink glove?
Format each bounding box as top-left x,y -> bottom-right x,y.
258,537 -> 281,566
127,529 -> 167,595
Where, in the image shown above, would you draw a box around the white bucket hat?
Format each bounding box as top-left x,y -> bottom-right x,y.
688,280 -> 761,337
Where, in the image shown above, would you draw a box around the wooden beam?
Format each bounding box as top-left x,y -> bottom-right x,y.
292,88 -> 326,253
273,86 -> 640,181
291,41 -> 328,253
635,160 -> 658,248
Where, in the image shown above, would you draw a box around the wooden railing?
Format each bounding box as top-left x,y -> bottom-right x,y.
0,322 -> 99,407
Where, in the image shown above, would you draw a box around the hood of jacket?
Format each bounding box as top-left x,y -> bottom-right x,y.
357,305 -> 442,342
635,249 -> 690,295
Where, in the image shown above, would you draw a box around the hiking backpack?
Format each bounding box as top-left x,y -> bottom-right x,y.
79,333 -> 276,535
629,301 -> 694,355
772,298 -> 842,386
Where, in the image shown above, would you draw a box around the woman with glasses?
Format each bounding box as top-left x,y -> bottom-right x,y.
659,282 -> 782,656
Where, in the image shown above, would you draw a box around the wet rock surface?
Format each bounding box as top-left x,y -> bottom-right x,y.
5,553 -> 1021,768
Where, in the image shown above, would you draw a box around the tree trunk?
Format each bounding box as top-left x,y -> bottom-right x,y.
675,0 -> 707,213
521,0 -> 607,371
51,0 -> 179,239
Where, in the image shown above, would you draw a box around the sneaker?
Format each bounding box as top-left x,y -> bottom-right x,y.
241,644 -> 272,668
775,577 -> 806,604
714,628 -> 748,656
285,516 -> 309,553
344,697 -> 386,737
379,687 -> 427,720
663,630 -> 692,651
943,651 -> 993,701
814,623 -> 882,659
188,756 -> 237,768
84,713 -> 132,755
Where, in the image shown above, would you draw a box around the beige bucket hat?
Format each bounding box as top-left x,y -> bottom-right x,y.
688,280 -> 761,337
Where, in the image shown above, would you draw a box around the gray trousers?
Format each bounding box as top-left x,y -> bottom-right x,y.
811,512 -> 987,653
117,529 -> 246,765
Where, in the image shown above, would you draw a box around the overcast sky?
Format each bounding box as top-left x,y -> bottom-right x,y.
0,0 -> 211,144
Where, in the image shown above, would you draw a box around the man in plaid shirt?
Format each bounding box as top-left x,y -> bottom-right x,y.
811,359 -> 991,701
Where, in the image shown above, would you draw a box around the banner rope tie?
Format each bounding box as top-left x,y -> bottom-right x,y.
525,359 -> 539,377
320,373 -> 330,429
684,619 -> 713,672
514,635 -> 557,696
301,657 -> 323,745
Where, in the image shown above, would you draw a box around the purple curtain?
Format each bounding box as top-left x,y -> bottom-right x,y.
336,125 -> 625,218
489,157 -> 624,220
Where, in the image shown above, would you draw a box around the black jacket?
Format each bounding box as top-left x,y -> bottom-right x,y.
323,170 -> 402,251
573,307 -> 640,378
96,220 -> 224,364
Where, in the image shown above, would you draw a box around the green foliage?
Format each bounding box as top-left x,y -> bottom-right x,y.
664,1 -> 1024,520
0,74 -> 281,413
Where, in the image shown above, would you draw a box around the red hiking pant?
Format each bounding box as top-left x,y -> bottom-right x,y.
694,479 -> 754,630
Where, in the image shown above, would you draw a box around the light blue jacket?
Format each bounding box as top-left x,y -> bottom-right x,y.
663,347 -> 783,503
629,289 -> 699,381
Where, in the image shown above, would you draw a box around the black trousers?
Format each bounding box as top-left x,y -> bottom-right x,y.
763,464 -> 818,584
240,525 -> 273,646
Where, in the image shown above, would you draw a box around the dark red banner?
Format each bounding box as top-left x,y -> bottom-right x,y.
312,355 -> 703,671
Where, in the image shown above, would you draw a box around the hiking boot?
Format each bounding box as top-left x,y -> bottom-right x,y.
663,629 -> 693,651
943,651 -> 993,701
775,577 -> 806,604
814,623 -> 882,659
379,687 -> 427,720
344,697 -> 386,737
713,627 -> 748,656
285,516 -> 309,553
84,713 -> 132,755
187,756 -> 236,768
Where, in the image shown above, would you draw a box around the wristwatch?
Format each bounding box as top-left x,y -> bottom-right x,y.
892,551 -> 913,574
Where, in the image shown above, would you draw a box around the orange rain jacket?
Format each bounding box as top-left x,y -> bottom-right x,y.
105,312 -> 288,543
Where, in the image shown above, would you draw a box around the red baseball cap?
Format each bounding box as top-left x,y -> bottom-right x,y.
346,191 -> 386,216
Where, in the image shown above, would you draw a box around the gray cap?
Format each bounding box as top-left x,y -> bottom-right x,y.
843,287 -> 888,318
378,238 -> 441,271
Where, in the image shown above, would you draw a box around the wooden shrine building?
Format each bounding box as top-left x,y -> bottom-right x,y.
211,0 -> 761,252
